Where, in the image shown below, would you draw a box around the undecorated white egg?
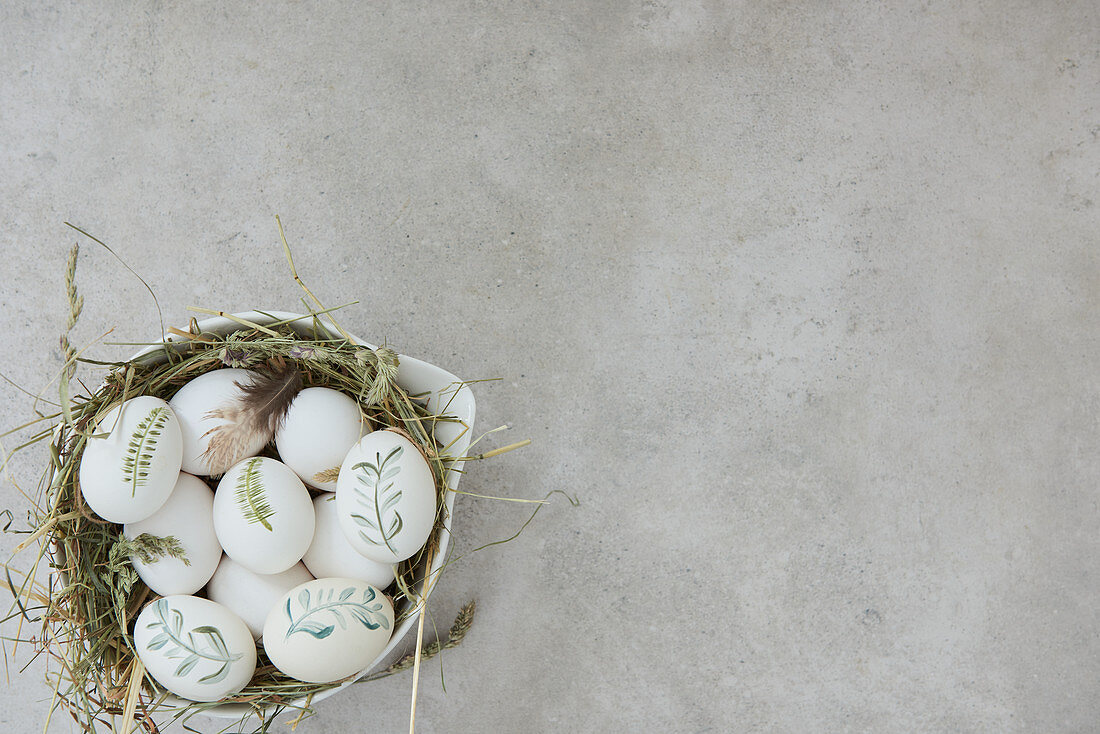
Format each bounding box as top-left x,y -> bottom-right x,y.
123,473 -> 220,596
78,396 -> 183,523
275,387 -> 367,490
169,369 -> 265,476
302,494 -> 395,589
335,431 -> 437,564
213,457 -> 315,574
262,578 -> 394,683
134,595 -> 256,702
206,556 -> 314,638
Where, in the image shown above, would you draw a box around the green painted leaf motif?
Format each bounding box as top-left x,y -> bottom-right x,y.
301,621 -> 336,638
387,512 -> 402,538
143,600 -> 243,685
351,514 -> 377,529
198,662 -> 232,684
234,457 -> 276,531
171,608 -> 184,636
284,585 -> 390,640
350,445 -> 405,553
194,626 -> 230,658
121,406 -> 169,497
380,490 -> 402,514
175,654 -> 200,677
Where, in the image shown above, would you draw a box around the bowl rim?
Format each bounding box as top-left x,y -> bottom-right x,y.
126,310 -> 476,718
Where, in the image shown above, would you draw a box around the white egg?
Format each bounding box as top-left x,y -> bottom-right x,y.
212,457 -> 315,574
78,396 -> 183,523
134,595 -> 257,702
302,495 -> 395,589
275,387 -> 367,490
169,369 -> 265,476
123,473 -> 220,596
262,578 -> 394,683
335,431 -> 437,564
206,556 -> 314,638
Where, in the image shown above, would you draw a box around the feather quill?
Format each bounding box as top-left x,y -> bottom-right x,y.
200,362 -> 302,474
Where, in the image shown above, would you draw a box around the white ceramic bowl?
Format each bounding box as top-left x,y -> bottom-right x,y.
128,310 -> 475,718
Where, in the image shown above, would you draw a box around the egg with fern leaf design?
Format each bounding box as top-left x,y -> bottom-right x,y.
261,577 -> 394,683
212,457 -> 315,575
78,396 -> 183,523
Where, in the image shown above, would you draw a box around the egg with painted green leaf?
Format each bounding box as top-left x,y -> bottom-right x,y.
78,396 -> 183,524
261,577 -> 394,683
334,430 -> 437,564
212,457 -> 315,575
134,595 -> 256,702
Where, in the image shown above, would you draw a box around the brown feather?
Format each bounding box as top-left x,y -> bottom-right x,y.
200,363 -> 303,474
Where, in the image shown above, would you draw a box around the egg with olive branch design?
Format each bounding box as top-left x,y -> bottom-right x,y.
212,456 -> 315,575
334,430 -> 437,564
78,396 -> 183,523
134,595 -> 257,702
261,578 -> 394,683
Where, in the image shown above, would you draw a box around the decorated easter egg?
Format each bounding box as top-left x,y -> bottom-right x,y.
206,556 -> 314,638
168,369 -> 267,476
123,473 -> 220,596
134,595 -> 256,702
335,431 -> 436,564
275,387 -> 367,490
212,457 -> 315,574
261,578 -> 394,683
78,396 -> 183,523
302,494 -> 395,589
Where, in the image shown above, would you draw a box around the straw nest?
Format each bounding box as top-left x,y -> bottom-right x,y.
2,228 -> 538,733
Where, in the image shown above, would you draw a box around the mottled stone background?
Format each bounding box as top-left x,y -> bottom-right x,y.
1,2 -> 1097,732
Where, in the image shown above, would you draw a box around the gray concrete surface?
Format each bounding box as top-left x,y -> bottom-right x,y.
1,2 -> 1098,732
